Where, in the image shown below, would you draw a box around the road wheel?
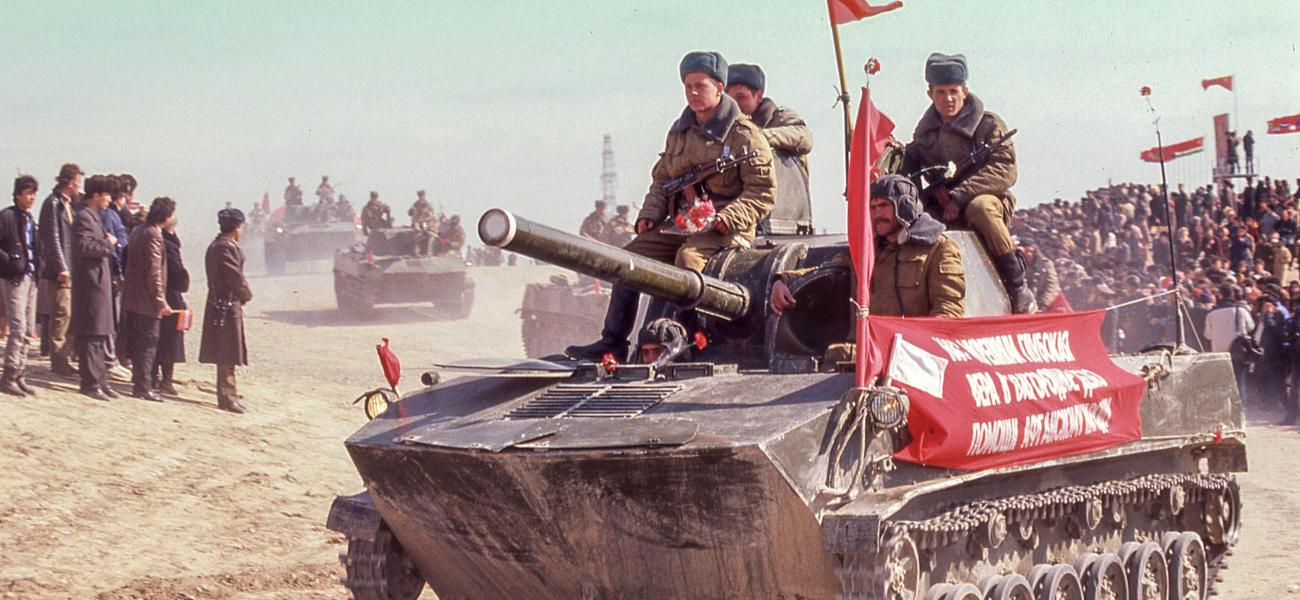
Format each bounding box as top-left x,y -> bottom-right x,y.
1166,532 -> 1208,600
340,526 -> 424,600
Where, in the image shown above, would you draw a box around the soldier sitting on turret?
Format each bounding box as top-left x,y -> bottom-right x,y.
900,53 -> 1034,313
580,200 -> 609,242
360,191 -> 392,236
725,63 -> 812,183
436,215 -> 466,256
770,175 -> 965,321
606,205 -> 636,247
566,50 -> 776,361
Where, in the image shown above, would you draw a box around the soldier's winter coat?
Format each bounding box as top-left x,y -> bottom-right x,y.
749,97 -> 813,181
640,94 -> 776,238
902,93 -> 1017,213
199,236 -> 253,366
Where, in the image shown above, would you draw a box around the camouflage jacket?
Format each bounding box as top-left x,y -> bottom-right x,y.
641,94 -> 776,238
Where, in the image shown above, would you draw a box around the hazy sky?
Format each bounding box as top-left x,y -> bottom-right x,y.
1,1 -> 1297,240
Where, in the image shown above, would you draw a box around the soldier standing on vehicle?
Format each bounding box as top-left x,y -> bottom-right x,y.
900,53 -> 1036,313
200,208 -> 254,414
607,205 -> 636,247
566,51 -> 776,361
579,200 -> 609,242
284,177 -> 303,207
769,175 -> 964,319
360,191 -> 392,236
725,63 -> 812,181
316,175 -> 336,204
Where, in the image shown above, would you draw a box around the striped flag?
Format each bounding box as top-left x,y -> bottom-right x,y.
1140,136 -> 1204,163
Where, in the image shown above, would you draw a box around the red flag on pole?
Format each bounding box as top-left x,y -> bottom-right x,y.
1201,75 -> 1233,91
376,338 -> 401,391
847,87 -> 894,387
829,0 -> 903,24
1267,113 -> 1300,135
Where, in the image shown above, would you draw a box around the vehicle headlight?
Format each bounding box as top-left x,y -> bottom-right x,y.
274,226 -> 285,234
353,388 -> 399,420
869,387 -> 909,430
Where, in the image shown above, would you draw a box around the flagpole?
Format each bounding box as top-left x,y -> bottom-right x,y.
1154,123 -> 1187,349
828,1 -> 853,175
854,83 -> 872,388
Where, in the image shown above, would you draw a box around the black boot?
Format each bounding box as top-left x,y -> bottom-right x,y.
993,251 -> 1039,314
565,286 -> 637,361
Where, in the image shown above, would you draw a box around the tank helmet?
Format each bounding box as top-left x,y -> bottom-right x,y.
638,318 -> 688,348
869,174 -> 922,225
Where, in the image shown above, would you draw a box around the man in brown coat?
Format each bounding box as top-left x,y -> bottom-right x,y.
200,208 -> 254,413
567,51 -> 776,360
770,175 -> 965,319
900,53 -> 1036,314
70,175 -> 120,401
120,197 -> 176,402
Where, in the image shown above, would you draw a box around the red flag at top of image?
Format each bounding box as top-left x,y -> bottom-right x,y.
1201,75 -> 1233,91
829,0 -> 903,24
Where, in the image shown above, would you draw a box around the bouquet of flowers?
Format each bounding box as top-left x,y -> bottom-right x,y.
672,199 -> 717,235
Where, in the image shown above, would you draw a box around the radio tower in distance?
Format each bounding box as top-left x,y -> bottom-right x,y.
600,134 -> 618,206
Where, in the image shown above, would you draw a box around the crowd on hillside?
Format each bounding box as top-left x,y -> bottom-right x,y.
1012,175 -> 1300,422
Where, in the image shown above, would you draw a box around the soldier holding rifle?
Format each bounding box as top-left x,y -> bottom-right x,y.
567,51 -> 776,361
900,53 -> 1036,313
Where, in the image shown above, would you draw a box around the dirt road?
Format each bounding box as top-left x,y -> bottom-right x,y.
0,263 -> 1296,599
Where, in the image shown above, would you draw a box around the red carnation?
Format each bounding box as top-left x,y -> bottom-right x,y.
1140,86 -> 1152,96
866,57 -> 881,75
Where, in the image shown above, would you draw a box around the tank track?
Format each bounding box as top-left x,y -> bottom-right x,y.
339,526 -> 425,600
836,473 -> 1239,599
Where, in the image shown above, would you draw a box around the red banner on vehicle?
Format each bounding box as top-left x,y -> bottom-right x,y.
870,310 -> 1145,470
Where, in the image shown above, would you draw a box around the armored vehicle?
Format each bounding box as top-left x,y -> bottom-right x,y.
263,207 -> 362,275
326,209 -> 1244,600
519,275 -> 610,358
333,227 -> 474,319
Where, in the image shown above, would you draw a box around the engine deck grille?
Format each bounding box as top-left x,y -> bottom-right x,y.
505,383 -> 682,419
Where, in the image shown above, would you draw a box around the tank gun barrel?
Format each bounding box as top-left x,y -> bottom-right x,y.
478,209 -> 749,321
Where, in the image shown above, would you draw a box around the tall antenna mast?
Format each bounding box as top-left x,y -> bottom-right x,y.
600,134 -> 618,205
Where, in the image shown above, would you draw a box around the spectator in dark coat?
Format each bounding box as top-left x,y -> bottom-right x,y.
70,175 -> 120,401
153,222 -> 189,395
100,178 -> 130,378
38,162 -> 81,376
199,208 -> 253,413
120,197 -> 175,402
1255,297 -> 1287,408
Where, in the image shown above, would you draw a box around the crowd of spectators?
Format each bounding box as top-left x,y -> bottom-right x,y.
1,164 -> 252,413
1012,175 -> 1300,423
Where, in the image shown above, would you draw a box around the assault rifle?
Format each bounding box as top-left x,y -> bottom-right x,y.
912,128 -> 1017,203
662,148 -> 760,200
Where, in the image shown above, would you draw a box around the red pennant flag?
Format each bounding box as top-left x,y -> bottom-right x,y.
261,191 -> 271,213
376,338 -> 401,391
1046,293 -> 1073,313
1267,113 -> 1300,135
1139,136 -> 1204,163
1201,75 -> 1233,91
846,87 -> 894,386
829,0 -> 903,25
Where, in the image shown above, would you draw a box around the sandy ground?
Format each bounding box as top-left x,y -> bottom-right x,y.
0,260 -> 1296,599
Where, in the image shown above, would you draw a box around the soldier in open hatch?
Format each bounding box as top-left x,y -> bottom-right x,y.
900,53 -> 1034,313
566,50 -> 776,361
579,200 -> 609,242
769,174 -> 964,322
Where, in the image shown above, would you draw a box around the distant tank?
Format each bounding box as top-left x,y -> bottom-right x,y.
332,227 -> 474,319
519,275 -> 610,358
325,209 -> 1244,600
263,206 -> 362,275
